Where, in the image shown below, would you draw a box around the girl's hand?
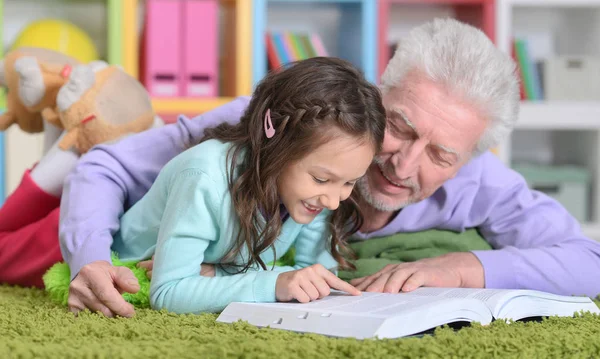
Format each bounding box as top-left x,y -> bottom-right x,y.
275,264 -> 361,303
138,257 -> 216,279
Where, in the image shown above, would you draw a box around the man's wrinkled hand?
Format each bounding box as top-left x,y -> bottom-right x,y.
350,252 -> 484,293
68,260 -> 140,318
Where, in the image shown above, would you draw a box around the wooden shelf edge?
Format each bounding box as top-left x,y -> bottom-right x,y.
516,101 -> 600,130
583,223 -> 600,241
152,97 -> 235,114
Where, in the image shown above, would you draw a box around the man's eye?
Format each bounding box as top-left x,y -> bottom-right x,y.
312,176 -> 328,184
430,151 -> 453,168
389,121 -> 413,138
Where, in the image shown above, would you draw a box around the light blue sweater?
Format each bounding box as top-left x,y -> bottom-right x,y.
111,139 -> 337,314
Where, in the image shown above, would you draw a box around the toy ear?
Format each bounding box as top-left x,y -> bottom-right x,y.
56,64 -> 96,112
14,56 -> 45,108
88,60 -> 109,72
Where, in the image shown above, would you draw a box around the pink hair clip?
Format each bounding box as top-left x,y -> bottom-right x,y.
264,108 -> 276,138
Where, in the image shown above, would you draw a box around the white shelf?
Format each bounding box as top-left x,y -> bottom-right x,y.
506,0 -> 600,7
516,102 -> 600,129
583,224 -> 600,241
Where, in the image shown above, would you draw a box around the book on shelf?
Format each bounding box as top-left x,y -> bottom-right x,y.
265,31 -> 328,70
513,37 -> 544,101
217,287 -> 599,339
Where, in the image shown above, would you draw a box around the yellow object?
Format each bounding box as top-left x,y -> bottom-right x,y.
11,19 -> 99,63
123,0 -> 138,78
236,0 -> 252,95
152,97 -> 235,114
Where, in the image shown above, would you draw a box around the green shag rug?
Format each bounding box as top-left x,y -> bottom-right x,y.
2,285 -> 600,359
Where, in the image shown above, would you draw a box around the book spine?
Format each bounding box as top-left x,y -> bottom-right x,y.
265,33 -> 281,69
310,33 -> 328,57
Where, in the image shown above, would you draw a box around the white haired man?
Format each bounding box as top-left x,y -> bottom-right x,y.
59,19 -> 600,317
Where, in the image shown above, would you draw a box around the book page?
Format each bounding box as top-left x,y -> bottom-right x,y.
403,288 -> 599,320
401,288 -> 514,313
269,291 -> 456,316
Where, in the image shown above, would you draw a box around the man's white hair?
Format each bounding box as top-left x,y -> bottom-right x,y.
381,18 -> 520,156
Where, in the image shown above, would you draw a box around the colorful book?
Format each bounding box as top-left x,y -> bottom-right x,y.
511,39 -> 526,101
265,33 -> 282,69
514,39 -> 535,100
299,34 -> 317,58
310,33 -> 328,57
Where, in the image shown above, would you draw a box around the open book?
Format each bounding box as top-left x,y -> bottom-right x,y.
216,288 -> 600,339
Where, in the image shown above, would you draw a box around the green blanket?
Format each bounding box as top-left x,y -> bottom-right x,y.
44,228 -> 490,307
340,228 -> 491,280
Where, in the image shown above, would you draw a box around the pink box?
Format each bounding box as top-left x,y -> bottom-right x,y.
144,0 -> 183,97
182,0 -> 219,97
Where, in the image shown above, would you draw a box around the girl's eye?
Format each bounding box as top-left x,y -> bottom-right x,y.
312,176 -> 328,184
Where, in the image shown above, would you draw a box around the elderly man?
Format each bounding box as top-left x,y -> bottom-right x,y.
59,18 -> 600,318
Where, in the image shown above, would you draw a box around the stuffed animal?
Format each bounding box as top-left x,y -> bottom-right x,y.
0,47 -> 80,132
55,61 -> 156,153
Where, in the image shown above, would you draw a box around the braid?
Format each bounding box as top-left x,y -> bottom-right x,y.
275,102 -> 341,133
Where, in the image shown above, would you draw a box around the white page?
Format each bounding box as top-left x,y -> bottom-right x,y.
483,290 -> 599,319
403,288 -> 599,320
401,288 -> 514,311
263,291 -> 471,316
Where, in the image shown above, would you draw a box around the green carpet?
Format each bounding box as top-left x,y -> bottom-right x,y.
2,285 -> 600,358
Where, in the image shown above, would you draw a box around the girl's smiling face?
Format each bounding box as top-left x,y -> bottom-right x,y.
277,131 -> 376,224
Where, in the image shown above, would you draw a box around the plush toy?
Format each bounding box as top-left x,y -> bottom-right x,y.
55,61 -> 156,153
0,47 -> 80,132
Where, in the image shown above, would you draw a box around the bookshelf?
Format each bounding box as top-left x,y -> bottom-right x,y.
496,0 -> 600,239
252,0 -> 377,85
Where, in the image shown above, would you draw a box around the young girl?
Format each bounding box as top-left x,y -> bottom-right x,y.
111,57 -> 386,314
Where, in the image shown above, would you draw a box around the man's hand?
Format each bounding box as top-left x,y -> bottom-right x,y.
68,260 -> 140,318
350,252 -> 485,293
276,264 -> 361,303
137,257 -> 216,279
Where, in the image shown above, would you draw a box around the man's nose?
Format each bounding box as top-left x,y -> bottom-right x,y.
391,139 -> 427,179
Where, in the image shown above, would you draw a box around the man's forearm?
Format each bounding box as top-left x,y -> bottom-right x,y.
474,240 -> 600,297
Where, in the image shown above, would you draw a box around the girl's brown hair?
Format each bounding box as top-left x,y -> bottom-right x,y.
201,57 -> 386,272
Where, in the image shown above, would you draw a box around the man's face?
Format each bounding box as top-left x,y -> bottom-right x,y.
358,75 -> 487,211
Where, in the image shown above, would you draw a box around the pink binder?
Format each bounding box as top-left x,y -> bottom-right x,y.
145,0 -> 182,97
182,0 -> 218,97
